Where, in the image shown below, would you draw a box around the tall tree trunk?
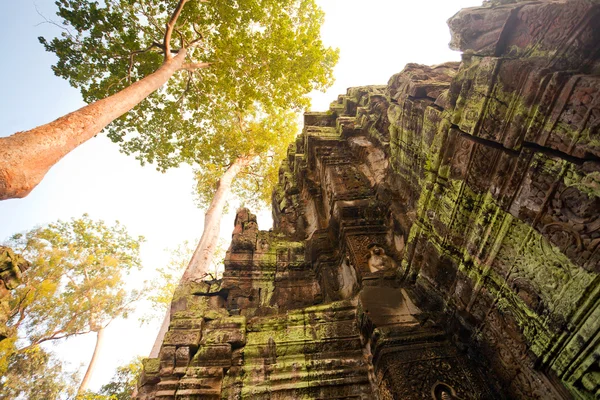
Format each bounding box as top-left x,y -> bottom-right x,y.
184,157 -> 248,280
149,157 -> 247,357
0,49 -> 188,201
78,327 -> 105,394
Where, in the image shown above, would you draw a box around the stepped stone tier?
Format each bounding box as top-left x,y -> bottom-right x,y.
137,0 -> 600,399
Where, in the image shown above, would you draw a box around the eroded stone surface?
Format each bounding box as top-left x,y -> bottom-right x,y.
138,1 -> 600,398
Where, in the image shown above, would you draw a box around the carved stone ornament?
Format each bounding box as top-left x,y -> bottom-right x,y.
137,2 -> 600,399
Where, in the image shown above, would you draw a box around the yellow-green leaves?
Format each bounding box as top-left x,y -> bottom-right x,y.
1,215 -> 144,398
40,0 -> 338,172
140,240 -> 194,325
91,356 -> 143,399
5,214 -> 144,349
0,345 -> 79,400
192,107 -> 298,210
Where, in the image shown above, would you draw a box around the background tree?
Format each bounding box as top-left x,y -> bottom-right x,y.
0,346 -> 79,400
139,240 -> 193,326
139,238 -> 227,327
0,0 -> 338,200
78,357 -> 143,400
185,107 -> 297,279
96,357 -> 142,400
4,215 -> 145,394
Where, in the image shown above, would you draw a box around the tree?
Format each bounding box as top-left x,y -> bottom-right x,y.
78,357 -> 143,400
4,215 -> 145,394
148,107 -> 297,356
0,345 -> 78,400
138,240 -> 194,327
185,107 -> 298,279
0,0 -> 338,200
139,238 -> 226,327
97,357 -> 142,400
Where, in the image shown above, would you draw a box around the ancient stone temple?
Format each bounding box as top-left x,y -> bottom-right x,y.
137,1 -> 600,398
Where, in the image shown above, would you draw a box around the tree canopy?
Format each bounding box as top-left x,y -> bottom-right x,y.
96,357 -> 142,400
2,214 -> 145,392
0,346 -> 78,400
77,357 -> 143,400
139,240 -> 194,325
192,107 -> 298,209
5,214 -> 144,345
40,0 -> 338,171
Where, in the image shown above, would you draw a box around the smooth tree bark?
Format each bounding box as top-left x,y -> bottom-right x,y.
184,157 -> 249,280
78,326 -> 106,394
149,157 -> 248,357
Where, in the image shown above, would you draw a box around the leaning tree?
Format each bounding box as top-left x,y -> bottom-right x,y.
0,0 -> 337,199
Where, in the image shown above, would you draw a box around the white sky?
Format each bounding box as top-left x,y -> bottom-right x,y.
0,0 -> 481,392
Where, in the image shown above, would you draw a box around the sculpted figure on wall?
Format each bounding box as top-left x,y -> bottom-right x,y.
367,244 -> 397,274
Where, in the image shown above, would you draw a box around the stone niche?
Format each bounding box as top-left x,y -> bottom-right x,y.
137,1 -> 600,399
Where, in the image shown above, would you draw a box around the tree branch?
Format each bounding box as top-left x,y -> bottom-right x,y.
192,23 -> 204,38
179,62 -> 212,72
19,329 -> 92,352
136,3 -> 166,40
188,36 -> 204,49
9,287 -> 33,329
132,3 -> 165,43
164,0 -> 189,60
175,29 -> 187,49
34,5 -> 76,40
189,24 -> 206,49
176,71 -> 193,105
235,111 -> 247,134
127,43 -> 165,83
239,171 -> 264,179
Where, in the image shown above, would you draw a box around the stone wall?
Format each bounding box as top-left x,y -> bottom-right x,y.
138,1 -> 600,398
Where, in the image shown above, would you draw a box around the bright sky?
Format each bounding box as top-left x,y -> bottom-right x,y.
0,0 -> 481,392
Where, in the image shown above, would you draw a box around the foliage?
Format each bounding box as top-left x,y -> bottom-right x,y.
97,357 -> 142,400
192,108 -> 298,210
3,214 -> 145,361
77,357 -> 143,400
209,238 -> 227,278
0,345 -> 78,400
139,240 -> 193,325
564,167 -> 600,199
39,0 -> 338,172
139,238 -> 226,325
77,393 -> 112,400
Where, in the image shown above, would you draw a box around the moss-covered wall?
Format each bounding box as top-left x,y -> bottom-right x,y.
138,1 -> 600,399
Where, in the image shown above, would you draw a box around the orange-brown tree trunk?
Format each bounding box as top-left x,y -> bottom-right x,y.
149,157 -> 248,357
0,49 -> 188,200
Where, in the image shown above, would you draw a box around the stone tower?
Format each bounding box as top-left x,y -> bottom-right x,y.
137,1 -> 600,398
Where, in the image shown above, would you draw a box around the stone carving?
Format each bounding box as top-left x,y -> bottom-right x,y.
231,208 -> 258,251
346,234 -> 387,275
375,345 -> 493,399
367,244 -> 397,274
138,2 -> 600,399
432,382 -> 464,400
